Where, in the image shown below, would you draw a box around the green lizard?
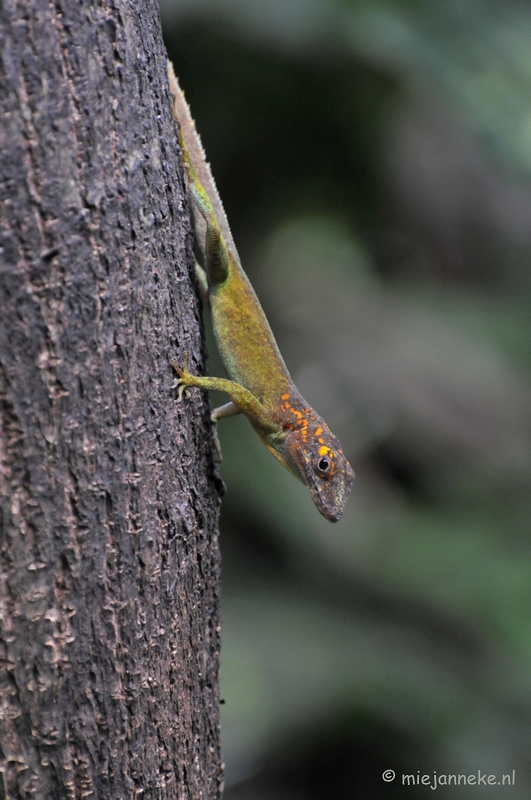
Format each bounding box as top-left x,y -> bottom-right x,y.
168,62 -> 355,522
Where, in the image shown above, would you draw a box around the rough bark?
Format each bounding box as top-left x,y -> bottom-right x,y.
0,1 -> 223,798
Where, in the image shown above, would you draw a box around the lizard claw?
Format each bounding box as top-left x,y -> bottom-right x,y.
172,358 -> 191,402
176,382 -> 190,402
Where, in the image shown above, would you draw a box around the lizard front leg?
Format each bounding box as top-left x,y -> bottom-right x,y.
173,362 -> 280,458
209,401 -> 240,459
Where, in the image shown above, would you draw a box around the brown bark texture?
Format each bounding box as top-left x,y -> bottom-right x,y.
0,1 -> 224,798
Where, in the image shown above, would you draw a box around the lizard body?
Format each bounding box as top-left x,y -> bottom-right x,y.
168,62 -> 354,522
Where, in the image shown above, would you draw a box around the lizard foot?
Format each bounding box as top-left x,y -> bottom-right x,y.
172,358 -> 192,402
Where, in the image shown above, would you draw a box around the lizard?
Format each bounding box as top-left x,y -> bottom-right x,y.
167,61 -> 355,522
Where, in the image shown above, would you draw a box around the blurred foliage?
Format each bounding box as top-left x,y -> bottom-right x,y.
162,0 -> 531,797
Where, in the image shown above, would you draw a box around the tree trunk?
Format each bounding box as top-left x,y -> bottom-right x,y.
0,1 -> 223,798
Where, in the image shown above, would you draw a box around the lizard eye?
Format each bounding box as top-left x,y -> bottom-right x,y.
317,456 -> 331,474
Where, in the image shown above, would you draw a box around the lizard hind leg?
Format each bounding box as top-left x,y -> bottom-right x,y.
195,261 -> 209,303
178,127 -> 230,288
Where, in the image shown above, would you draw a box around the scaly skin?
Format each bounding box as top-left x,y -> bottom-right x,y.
169,62 -> 355,521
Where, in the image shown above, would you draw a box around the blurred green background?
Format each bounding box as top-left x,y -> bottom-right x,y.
161,1 -> 531,796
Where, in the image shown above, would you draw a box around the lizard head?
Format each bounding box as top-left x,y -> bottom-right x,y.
283,422 -> 355,522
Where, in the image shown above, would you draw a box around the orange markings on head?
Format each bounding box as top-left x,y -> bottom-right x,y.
318,444 -> 337,476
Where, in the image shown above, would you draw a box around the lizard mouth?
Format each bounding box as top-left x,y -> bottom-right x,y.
301,465 -> 349,523
313,493 -> 343,522
324,506 -> 342,523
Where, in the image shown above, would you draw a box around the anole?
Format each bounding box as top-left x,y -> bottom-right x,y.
168,62 -> 355,522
